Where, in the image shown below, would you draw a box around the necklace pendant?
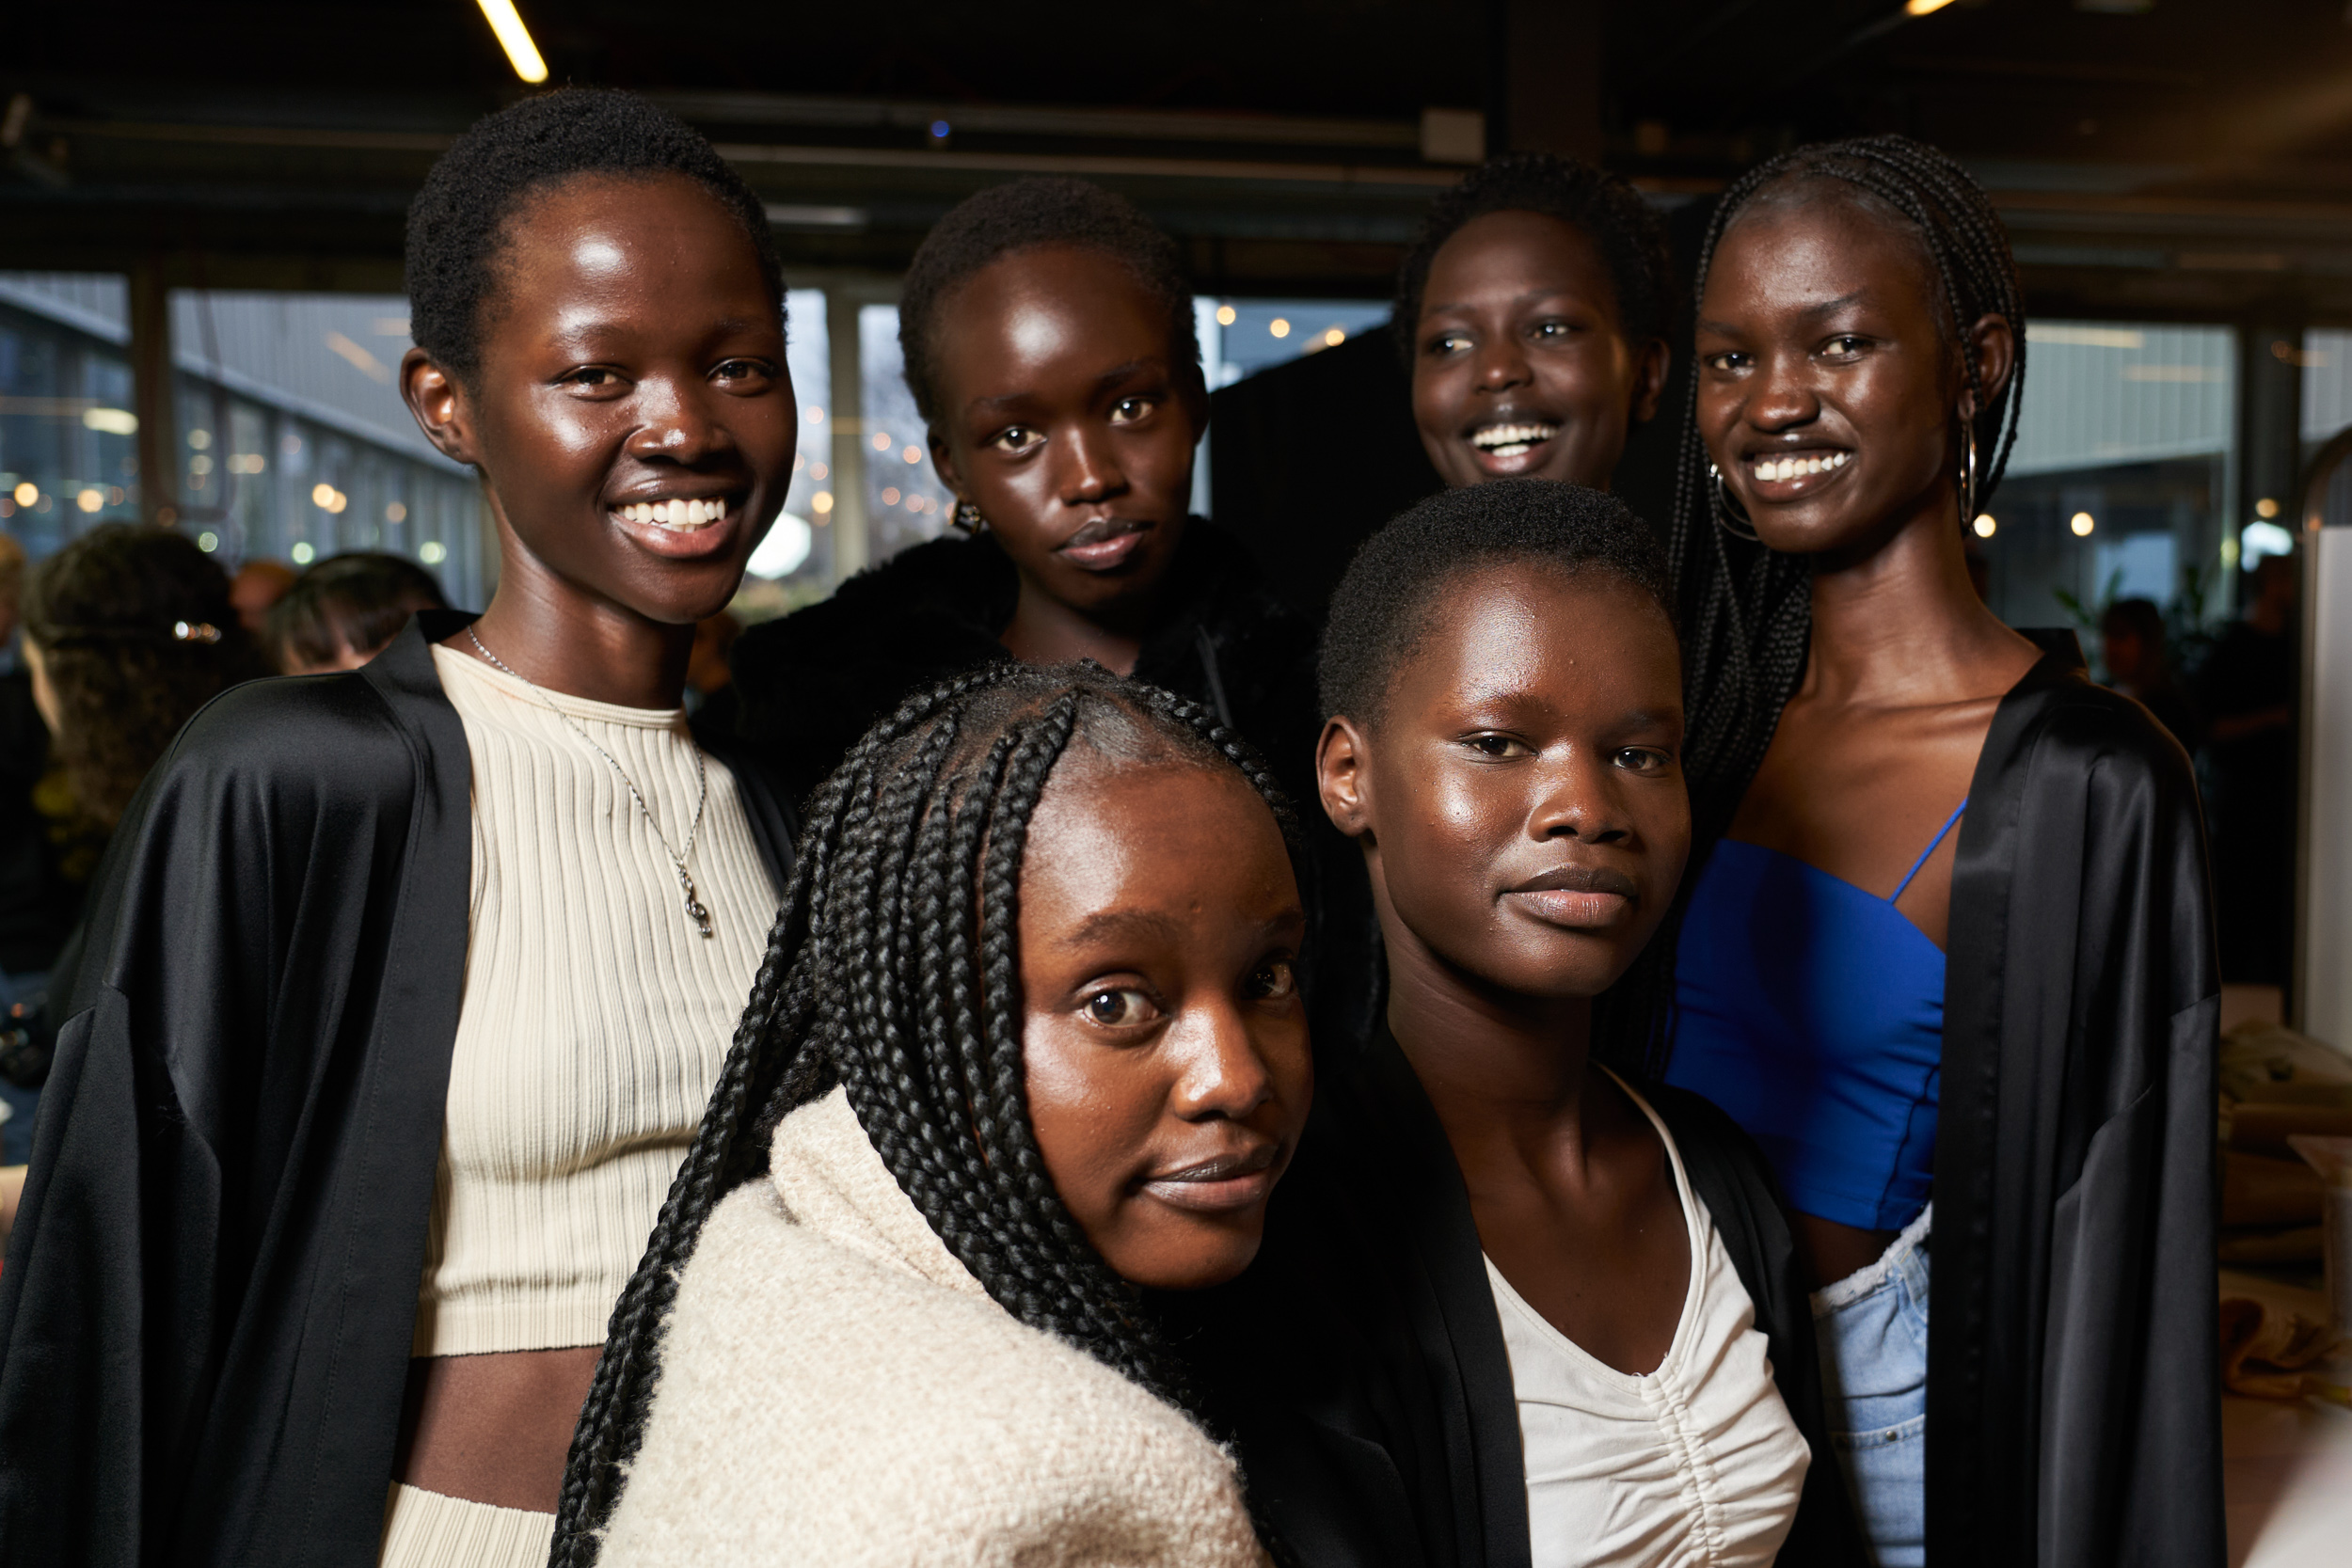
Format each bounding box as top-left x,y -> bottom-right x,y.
677,868 -> 713,939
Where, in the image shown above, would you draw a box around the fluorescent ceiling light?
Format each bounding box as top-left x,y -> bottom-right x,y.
476,0 -> 549,84
1904,0 -> 1957,14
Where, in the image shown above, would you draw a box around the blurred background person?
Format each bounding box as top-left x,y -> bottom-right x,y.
0,531 -> 76,1165
5,524 -> 267,1212
2196,549 -> 2301,993
2099,596 -> 2201,752
266,550 -> 451,674
229,557 -> 299,637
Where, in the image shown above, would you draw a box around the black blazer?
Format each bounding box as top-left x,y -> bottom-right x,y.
0,612 -> 794,1567
1173,1026 -> 1868,1568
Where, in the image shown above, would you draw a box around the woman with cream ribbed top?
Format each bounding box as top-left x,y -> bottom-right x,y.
0,94 -> 804,1568
374,95 -> 805,1566
380,644 -> 781,1564
0,93 -> 804,1568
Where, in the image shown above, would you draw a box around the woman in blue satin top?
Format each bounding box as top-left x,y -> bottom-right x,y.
1647,135 -> 2219,1568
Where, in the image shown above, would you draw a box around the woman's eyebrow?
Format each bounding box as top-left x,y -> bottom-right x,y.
1092,358 -> 1162,391
1426,286 -> 1590,317
1065,908 -> 1186,946
1697,290 -> 1867,339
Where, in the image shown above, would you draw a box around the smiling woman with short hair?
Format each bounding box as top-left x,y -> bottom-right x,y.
1398,154 -> 1675,494
0,90 -> 802,1568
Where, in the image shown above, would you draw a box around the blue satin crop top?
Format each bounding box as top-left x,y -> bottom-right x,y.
1663,803 -> 1963,1232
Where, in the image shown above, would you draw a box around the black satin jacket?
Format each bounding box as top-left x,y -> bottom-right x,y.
1925,637 -> 2221,1566
0,613 -> 794,1567
1172,1027 -> 1869,1568
727,518 -> 1322,813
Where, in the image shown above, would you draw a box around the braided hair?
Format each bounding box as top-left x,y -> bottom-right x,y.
552,660 -> 1297,1566
1605,134 -> 2027,1078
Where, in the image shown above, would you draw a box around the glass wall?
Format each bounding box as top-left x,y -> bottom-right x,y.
723,288 -> 832,619
0,276 -> 491,610
856,303 -> 957,563
1979,321 -> 2236,659
1200,298 -> 1394,388
0,276 -> 142,560
168,289 -> 488,607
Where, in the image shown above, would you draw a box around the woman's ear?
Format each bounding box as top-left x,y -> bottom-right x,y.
928,428 -> 969,510
1629,337 -> 1671,425
1317,715 -> 1375,843
402,348 -> 478,467
1181,365 -> 1211,450
1966,312 -> 2017,415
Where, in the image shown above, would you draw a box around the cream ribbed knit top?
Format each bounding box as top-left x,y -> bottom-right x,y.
412,645 -> 779,1357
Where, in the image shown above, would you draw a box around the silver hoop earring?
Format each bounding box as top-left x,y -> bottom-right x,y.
952,499 -> 987,534
1708,462 -> 1759,543
1959,426 -> 1979,530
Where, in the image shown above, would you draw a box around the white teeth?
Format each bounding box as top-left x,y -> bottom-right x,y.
617,498 -> 730,529
1471,421 -> 1563,452
1752,451 -> 1848,483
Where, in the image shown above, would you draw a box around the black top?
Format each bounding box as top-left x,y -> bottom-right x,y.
1170,1026 -> 1869,1568
1927,637 -> 2222,1566
729,519 -> 1322,811
723,520 -> 1383,1039
0,613 -> 795,1568
1203,329 -> 1441,621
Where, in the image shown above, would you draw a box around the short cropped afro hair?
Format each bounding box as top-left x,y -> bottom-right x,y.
1319,477 -> 1673,727
405,88 -> 784,386
1394,153 -> 1674,358
898,178 -> 1200,427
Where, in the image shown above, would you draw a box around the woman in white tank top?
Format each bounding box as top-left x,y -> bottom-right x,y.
1174,482 -> 1867,1566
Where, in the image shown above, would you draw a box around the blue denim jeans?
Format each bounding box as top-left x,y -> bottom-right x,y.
1812,1204 -> 1931,1567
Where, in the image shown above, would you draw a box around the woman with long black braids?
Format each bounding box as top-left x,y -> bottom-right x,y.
1645,135 -> 2219,1565
555,662 -> 1307,1567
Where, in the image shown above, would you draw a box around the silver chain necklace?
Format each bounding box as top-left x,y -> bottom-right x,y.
468,626 -> 714,939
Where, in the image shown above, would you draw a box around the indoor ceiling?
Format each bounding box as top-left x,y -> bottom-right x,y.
10,0 -> 2352,319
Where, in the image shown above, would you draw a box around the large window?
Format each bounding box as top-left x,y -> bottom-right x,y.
0,276 -> 492,609
1979,322 -> 2235,646
0,275 -> 141,560
856,303 -> 957,564
1201,298 -> 1393,388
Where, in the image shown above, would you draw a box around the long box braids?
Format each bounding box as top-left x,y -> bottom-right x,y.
551,659 -> 1299,1566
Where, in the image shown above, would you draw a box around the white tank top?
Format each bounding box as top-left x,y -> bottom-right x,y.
1485,1072 -> 1809,1568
